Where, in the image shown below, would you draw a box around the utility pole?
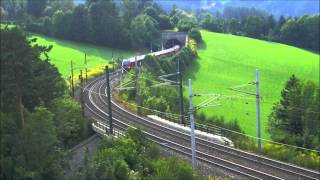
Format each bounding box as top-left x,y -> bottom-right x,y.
177,58 -> 184,125
111,50 -> 114,72
105,66 -> 113,135
255,69 -> 261,152
79,70 -> 85,118
188,79 -> 197,169
85,53 -> 88,83
136,61 -> 141,115
71,60 -> 74,97
79,70 -> 87,136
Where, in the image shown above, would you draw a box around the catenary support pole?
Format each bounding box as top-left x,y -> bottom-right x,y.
136,62 -> 141,115
256,69 -> 262,151
85,53 -> 88,83
188,79 -> 196,169
177,58 -> 184,125
80,70 -> 84,118
105,66 -> 113,135
71,60 -> 74,97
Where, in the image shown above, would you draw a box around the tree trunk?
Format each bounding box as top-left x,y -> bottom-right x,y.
14,64 -> 24,129
16,85 -> 24,129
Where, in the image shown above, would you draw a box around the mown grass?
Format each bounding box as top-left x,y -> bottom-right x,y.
30,34 -> 134,79
184,31 -> 319,139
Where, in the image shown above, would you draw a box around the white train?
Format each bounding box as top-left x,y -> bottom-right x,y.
147,115 -> 234,147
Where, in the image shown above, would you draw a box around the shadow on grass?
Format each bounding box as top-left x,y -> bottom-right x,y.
198,41 -> 207,50
183,57 -> 200,85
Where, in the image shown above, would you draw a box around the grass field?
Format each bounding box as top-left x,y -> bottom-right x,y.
184,31 -> 319,139
30,34 -> 134,78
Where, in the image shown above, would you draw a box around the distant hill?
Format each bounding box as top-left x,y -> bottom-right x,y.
155,0 -> 319,18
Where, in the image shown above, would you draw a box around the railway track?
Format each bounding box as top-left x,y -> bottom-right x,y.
83,74 -> 320,180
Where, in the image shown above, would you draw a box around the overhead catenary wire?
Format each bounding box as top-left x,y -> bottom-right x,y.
84,87 -> 182,119
119,56 -> 320,153
182,117 -> 320,153
86,83 -> 320,153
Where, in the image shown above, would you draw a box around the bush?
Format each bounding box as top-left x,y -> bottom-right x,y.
177,19 -> 195,32
188,28 -> 202,43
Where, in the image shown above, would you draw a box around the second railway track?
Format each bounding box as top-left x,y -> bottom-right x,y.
83,74 -> 320,180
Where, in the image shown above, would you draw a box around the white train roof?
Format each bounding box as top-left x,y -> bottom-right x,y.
123,45 -> 180,63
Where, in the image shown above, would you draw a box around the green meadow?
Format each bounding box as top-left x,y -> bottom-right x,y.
30,34 -> 134,78
184,31 -> 319,139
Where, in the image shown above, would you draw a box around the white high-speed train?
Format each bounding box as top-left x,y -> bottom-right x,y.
147,115 -> 234,147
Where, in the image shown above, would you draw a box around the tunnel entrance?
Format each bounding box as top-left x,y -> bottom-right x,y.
164,39 -> 182,49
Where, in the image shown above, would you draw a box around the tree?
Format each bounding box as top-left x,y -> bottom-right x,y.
71,4 -> 90,42
89,0 -> 120,47
26,0 -> 48,17
188,28 -> 202,43
41,16 -> 53,36
228,18 -> 241,34
121,0 -> 139,27
0,107 -> 64,179
52,10 -> 72,39
280,15 -> 319,51
130,14 -> 159,48
0,7 -> 8,22
244,16 -> 264,38
50,96 -> 87,148
201,14 -> 223,33
0,27 -> 66,129
44,0 -> 74,16
158,14 -> 173,30
268,75 -> 319,149
280,18 -> 303,47
177,19 -> 195,32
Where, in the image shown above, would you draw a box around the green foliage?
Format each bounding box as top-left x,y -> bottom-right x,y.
89,0 -> 121,47
268,75 -> 320,150
130,14 -> 160,49
14,0 -> 169,50
262,144 -> 320,170
1,27 -> 66,128
0,27 -> 97,179
177,19 -> 196,32
71,5 -> 90,42
26,0 -> 48,18
50,96 -> 89,148
188,28 -> 202,43
200,14 -> 224,33
244,16 -> 264,39
197,7 -> 319,51
74,129 -> 202,179
143,6 -> 173,30
280,14 -> 319,51
151,157 -> 202,180
52,10 -> 72,39
0,106 -> 64,180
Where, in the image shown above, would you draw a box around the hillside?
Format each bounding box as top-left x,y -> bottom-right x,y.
31,34 -> 134,78
184,31 -> 319,138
